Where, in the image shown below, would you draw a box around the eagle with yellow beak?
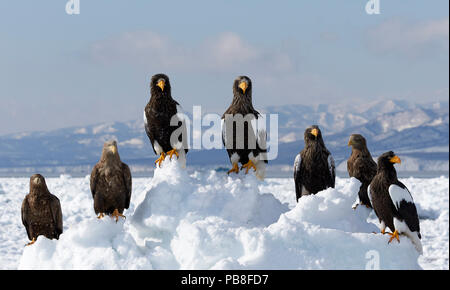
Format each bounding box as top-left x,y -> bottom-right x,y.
144,74 -> 188,168
222,76 -> 268,180
347,134 -> 377,209
293,125 -> 335,202
90,140 -> 132,222
368,151 -> 422,253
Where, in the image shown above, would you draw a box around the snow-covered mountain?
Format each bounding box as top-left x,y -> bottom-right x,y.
0,100 -> 448,176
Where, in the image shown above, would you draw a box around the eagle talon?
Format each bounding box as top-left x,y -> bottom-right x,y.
111,209 -> 126,223
167,149 -> 179,160
241,160 -> 257,174
227,163 -> 239,175
155,152 -> 166,167
387,230 -> 400,244
25,237 -> 36,247
97,213 -> 105,219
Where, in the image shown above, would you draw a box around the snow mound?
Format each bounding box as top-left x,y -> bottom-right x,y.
19,159 -> 422,269
18,218 -> 151,270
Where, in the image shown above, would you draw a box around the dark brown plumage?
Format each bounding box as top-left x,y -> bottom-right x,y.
21,174 -> 63,245
90,140 -> 132,221
294,125 -> 335,202
144,73 -> 188,167
369,151 -> 422,252
222,76 -> 267,180
347,134 -> 377,208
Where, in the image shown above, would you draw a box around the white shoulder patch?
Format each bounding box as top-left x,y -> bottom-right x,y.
389,184 -> 414,210
367,184 -> 373,206
143,110 -> 148,125
327,154 -> 335,176
294,154 -> 301,173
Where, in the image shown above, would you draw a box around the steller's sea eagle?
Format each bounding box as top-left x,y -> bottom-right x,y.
222,76 -> 267,180
144,74 -> 188,168
369,151 -> 422,253
293,125 -> 335,202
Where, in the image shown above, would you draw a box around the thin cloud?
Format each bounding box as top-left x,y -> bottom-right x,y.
365,17 -> 449,58
88,31 -> 295,74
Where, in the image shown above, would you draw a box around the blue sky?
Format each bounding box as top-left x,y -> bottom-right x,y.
0,0 -> 448,135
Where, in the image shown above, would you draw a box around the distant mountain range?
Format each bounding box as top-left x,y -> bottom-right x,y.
0,100 -> 448,176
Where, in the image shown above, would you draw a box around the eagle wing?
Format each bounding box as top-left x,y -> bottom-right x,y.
122,162 -> 132,209
353,157 -> 377,183
388,182 -> 420,235
49,195 -> 63,238
172,104 -> 189,154
293,153 -> 303,202
144,109 -> 157,155
21,197 -> 32,240
90,163 -> 100,199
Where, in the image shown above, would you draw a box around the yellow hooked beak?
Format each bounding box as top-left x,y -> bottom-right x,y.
311,128 -> 319,137
239,81 -> 248,94
110,145 -> 117,154
157,79 -> 165,91
389,155 -> 401,164
348,139 -> 353,146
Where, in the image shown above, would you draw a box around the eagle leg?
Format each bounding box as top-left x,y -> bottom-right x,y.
155,152 -> 166,167
241,160 -> 257,174
387,230 -> 400,244
111,209 -> 126,223
227,163 -> 239,175
25,237 -> 36,247
97,213 -> 105,219
167,148 -> 179,160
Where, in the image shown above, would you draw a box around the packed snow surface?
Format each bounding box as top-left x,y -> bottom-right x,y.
0,160 -> 448,269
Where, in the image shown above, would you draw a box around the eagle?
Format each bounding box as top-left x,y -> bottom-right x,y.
293,125 -> 335,202
21,174 -> 63,246
222,76 -> 267,180
368,151 -> 422,253
90,140 -> 132,222
347,134 -> 377,209
144,73 -> 188,168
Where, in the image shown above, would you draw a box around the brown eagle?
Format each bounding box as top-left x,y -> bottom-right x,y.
222,76 -> 267,180
144,74 -> 188,168
294,125 -> 335,202
90,140 -> 132,222
347,134 -> 377,209
369,151 -> 422,253
21,174 -> 63,246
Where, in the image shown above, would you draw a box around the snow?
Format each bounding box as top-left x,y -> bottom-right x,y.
0,163 -> 448,270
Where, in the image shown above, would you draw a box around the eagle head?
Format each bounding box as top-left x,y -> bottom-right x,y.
304,125 -> 323,143
233,76 -> 252,98
377,151 -> 401,170
348,134 -> 367,149
101,140 -> 120,162
29,174 -> 48,194
150,73 -> 171,96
